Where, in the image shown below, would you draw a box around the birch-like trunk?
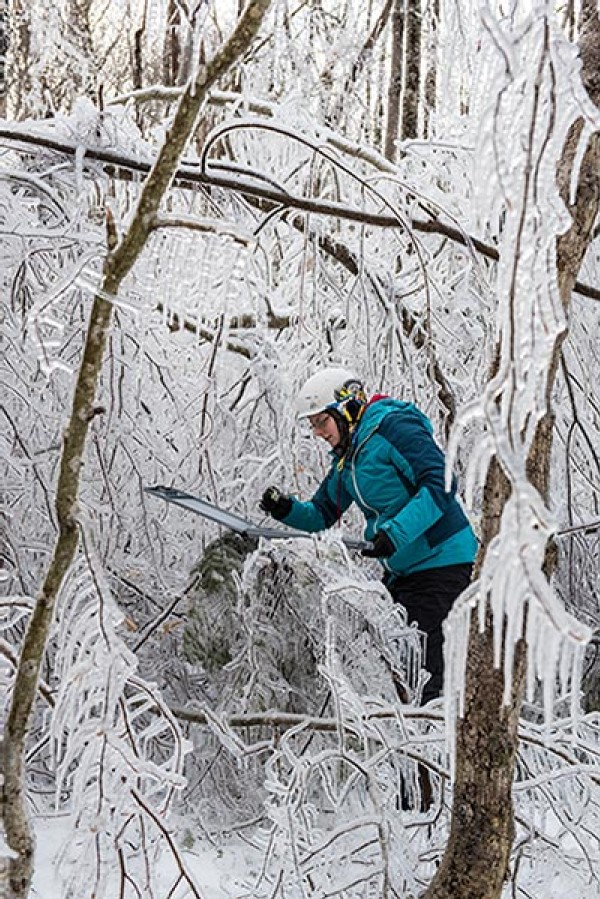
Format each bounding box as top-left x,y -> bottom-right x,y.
402,0 -> 421,141
0,0 -> 8,117
0,4 -> 271,897
384,0 -> 404,161
424,8 -> 600,899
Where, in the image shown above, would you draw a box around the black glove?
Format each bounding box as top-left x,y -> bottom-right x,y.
361,530 -> 395,558
259,486 -> 293,521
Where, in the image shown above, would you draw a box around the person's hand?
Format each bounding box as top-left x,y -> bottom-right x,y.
361,530 -> 395,558
259,486 -> 293,521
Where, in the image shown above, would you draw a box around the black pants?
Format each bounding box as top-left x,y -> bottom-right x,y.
386,563 -> 472,705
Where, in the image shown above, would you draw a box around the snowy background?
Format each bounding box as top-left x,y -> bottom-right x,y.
1,1 -> 600,897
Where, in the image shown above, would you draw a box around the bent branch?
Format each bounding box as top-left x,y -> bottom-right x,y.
0,3 -> 272,896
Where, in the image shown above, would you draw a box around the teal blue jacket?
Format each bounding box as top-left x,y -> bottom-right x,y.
283,398 -> 478,577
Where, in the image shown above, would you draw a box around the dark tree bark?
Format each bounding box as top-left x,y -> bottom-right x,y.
402,0 -> 421,140
0,0 -> 8,117
7,0 -> 33,120
64,0 -> 96,104
163,0 -> 182,87
384,0 -> 404,160
423,0 -> 440,137
0,4 -> 272,896
424,7 -> 600,899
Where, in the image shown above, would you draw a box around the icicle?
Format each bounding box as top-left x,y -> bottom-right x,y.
443,4 -> 593,744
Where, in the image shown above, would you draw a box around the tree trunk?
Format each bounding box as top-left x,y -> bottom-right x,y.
163,0 -> 179,86
402,0 -> 421,140
7,0 -> 33,120
0,4 -> 272,896
427,620 -> 526,898
65,0 -> 95,98
2,291 -> 112,899
384,0 -> 404,160
0,0 -> 8,117
423,0 -> 439,137
423,7 -> 600,899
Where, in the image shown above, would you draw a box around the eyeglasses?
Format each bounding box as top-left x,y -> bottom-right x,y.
308,413 -> 331,433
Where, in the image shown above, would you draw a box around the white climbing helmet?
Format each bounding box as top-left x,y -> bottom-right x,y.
295,367 -> 366,420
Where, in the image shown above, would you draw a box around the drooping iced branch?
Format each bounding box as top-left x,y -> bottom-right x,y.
427,7 -> 600,899
1,123 -> 599,303
0,3 -> 273,895
46,533 -> 191,896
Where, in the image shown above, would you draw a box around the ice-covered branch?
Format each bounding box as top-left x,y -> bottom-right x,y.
426,7 -> 600,898
151,213 -> 256,246
130,790 -> 206,899
49,533 -> 190,896
0,2 -> 273,894
1,124 -> 599,303
171,704 -> 443,730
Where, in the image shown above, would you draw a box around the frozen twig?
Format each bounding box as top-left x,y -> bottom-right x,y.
0,125 -> 598,303
0,3 -> 273,895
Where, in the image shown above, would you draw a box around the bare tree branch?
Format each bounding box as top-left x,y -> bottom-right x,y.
171,704 -> 443,730
425,7 -> 600,899
0,3 -> 272,895
1,124 -> 598,303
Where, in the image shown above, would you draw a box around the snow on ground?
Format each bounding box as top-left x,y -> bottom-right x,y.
30,816 -> 247,898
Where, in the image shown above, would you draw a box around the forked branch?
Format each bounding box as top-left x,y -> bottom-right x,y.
0,3 -> 272,896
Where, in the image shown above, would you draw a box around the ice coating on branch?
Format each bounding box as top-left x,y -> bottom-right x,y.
445,5 -> 593,747
50,526 -> 190,897
221,539 -> 431,898
3,1 -> 600,892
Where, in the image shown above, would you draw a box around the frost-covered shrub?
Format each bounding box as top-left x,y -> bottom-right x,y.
183,532 -> 258,672
178,538 -> 426,833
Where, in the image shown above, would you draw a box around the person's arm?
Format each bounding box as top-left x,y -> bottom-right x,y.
285,467 -> 354,531
263,467 -> 353,533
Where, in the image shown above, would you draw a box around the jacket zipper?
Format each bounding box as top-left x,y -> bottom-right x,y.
348,424 -> 397,572
348,426 -> 380,525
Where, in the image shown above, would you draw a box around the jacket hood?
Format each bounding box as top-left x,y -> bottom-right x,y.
357,396 -> 417,436
328,397 -> 424,461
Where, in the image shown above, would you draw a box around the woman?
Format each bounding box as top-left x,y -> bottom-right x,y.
260,366 -> 477,704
